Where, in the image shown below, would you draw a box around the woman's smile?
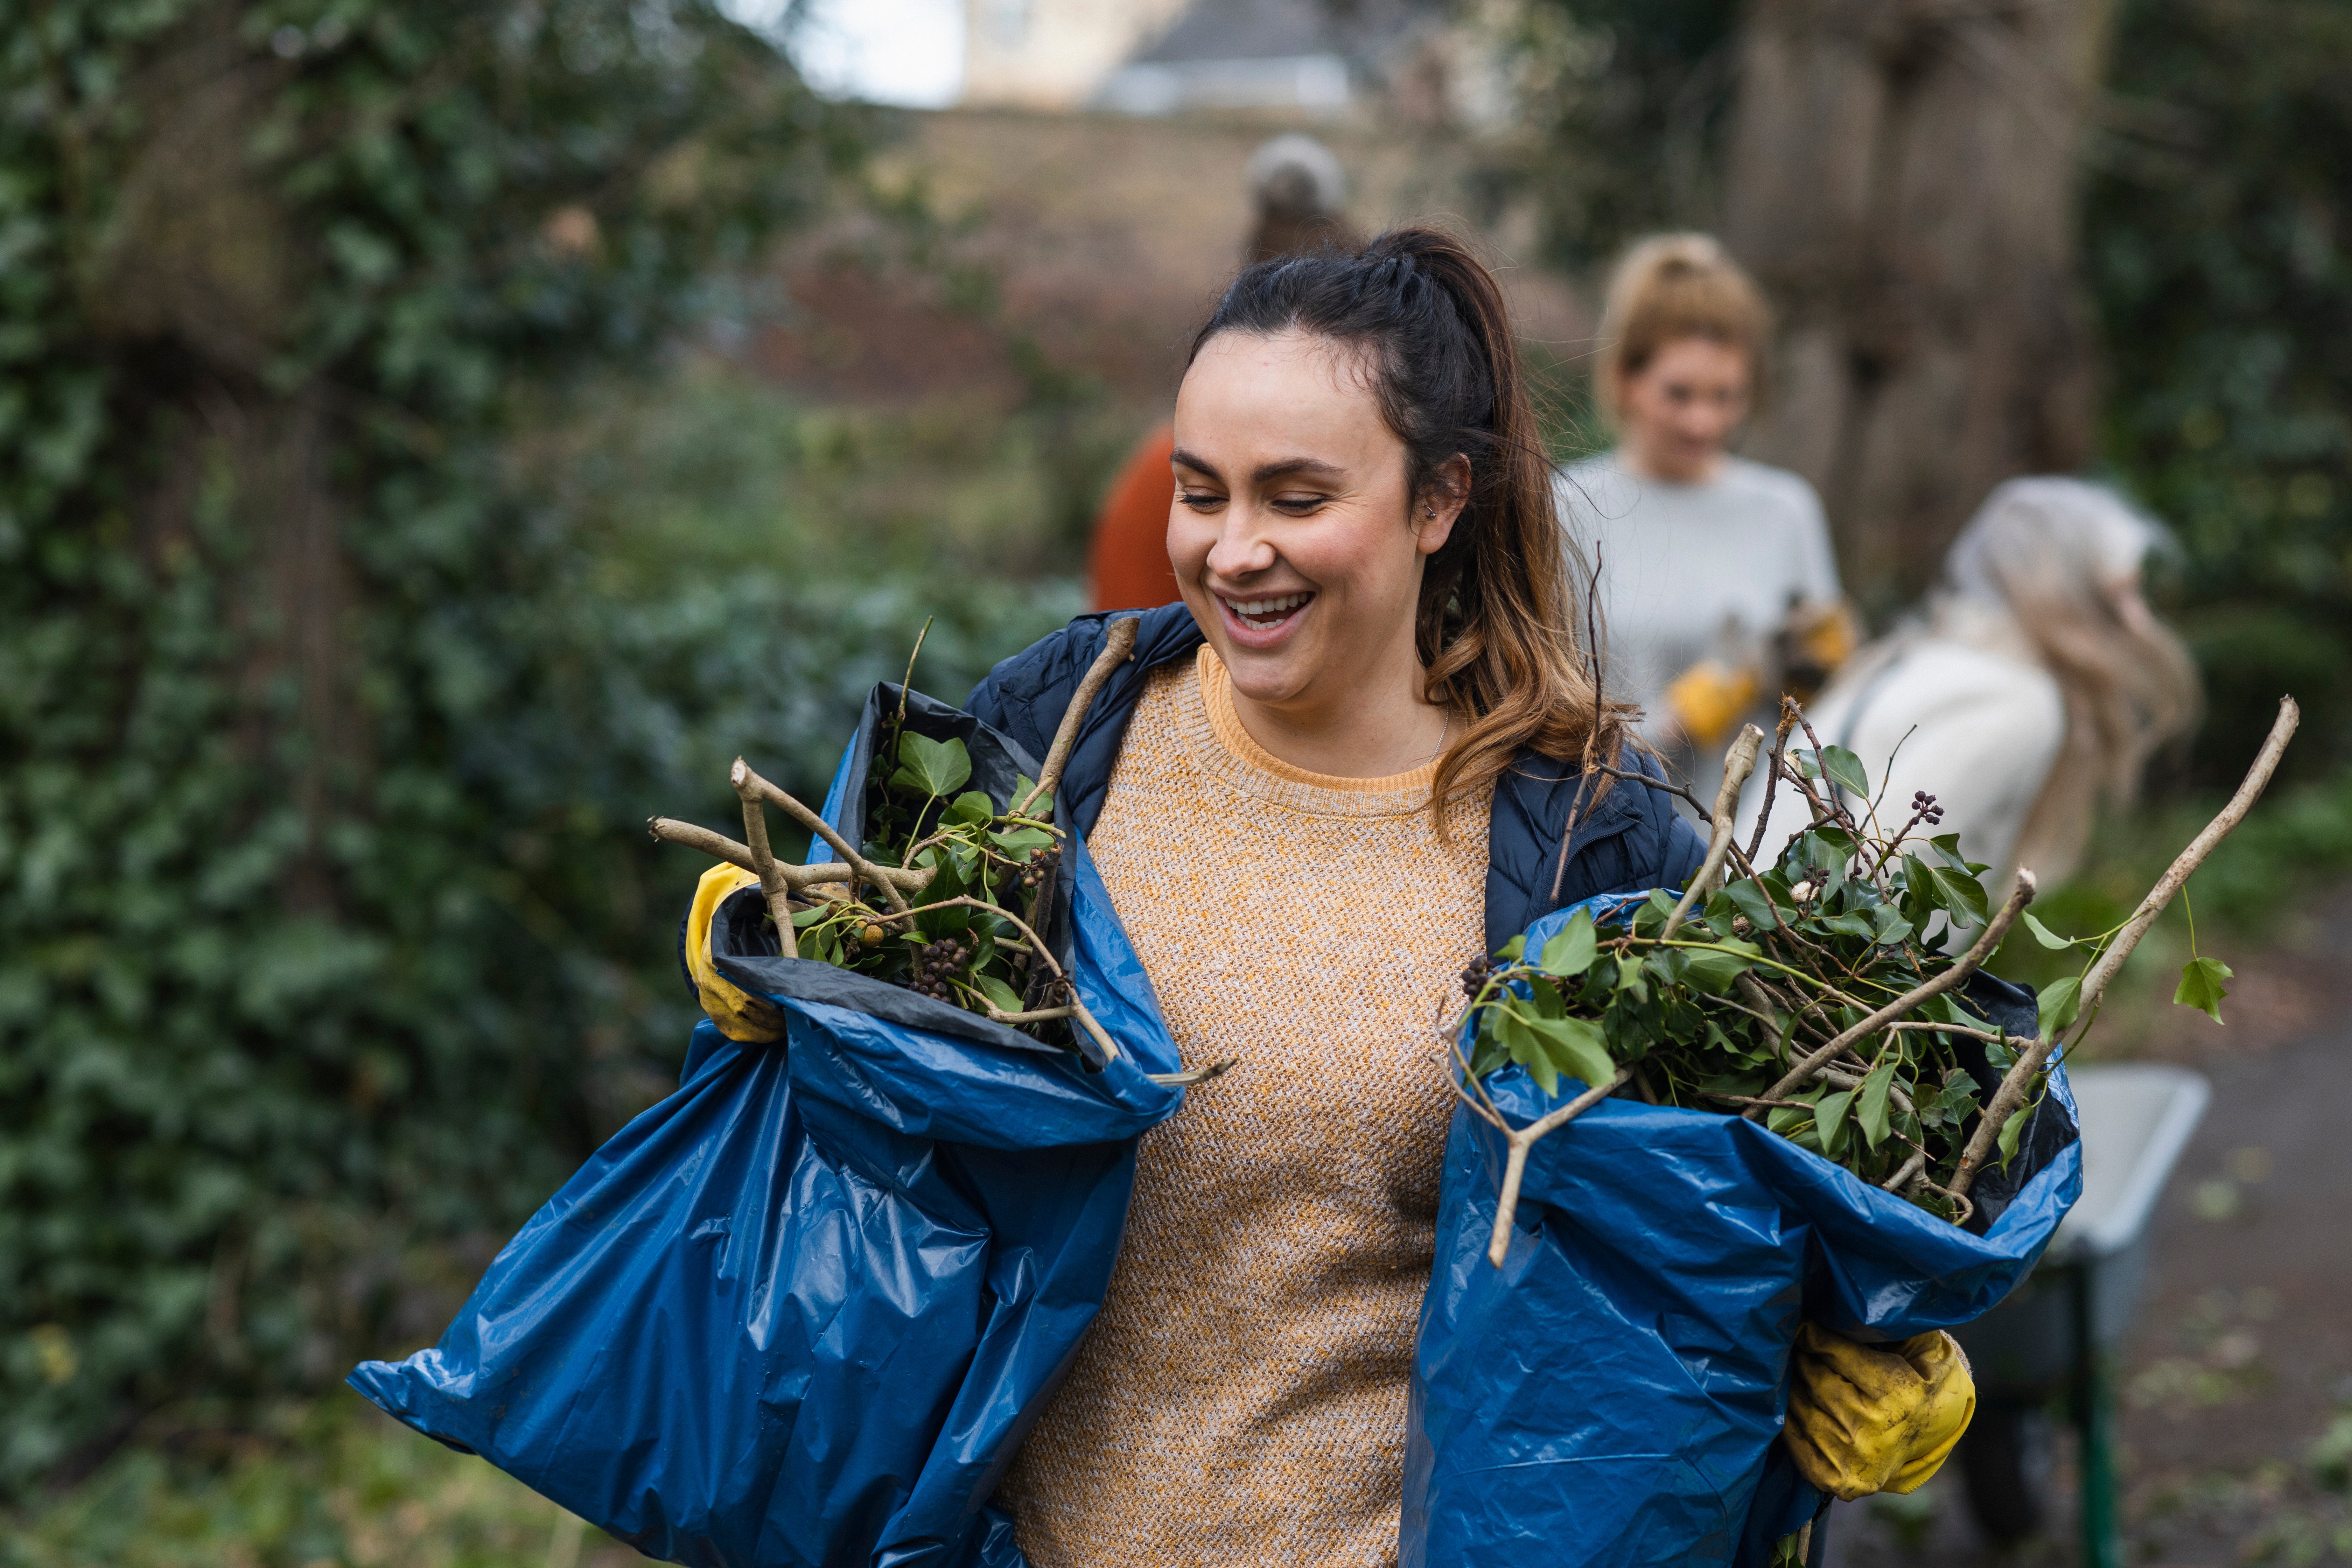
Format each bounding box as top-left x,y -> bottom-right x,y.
1214,588 -> 1317,644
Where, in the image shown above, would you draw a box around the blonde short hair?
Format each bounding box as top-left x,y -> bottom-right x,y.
1594,233 -> 1771,423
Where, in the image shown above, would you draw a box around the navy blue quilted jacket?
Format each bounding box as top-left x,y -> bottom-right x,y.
966,604 -> 1707,954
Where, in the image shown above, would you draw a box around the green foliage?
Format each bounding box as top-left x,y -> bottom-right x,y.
1492,0 -> 1741,269
2089,0 -> 2352,783
1461,762 -> 2029,1214
777,716 -> 1073,1035
0,0 -> 1072,1490
0,1394 -> 629,1568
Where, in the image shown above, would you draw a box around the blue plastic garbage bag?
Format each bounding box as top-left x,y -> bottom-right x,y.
1401,893 -> 2082,1568
349,686 -> 1186,1568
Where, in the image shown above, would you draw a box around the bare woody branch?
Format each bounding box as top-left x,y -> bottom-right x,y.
1016,615 -> 1140,819
733,765 -> 799,959
734,758 -> 912,915
1949,696 -> 2300,1197
1744,699 -> 1802,867
648,819 -> 932,894
1485,1068 -> 1635,1268
1661,724 -> 1765,940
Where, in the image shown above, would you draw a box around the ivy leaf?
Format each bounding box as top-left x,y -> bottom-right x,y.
2021,911 -> 2077,950
1677,940 -> 1760,994
945,790 -> 995,826
988,825 -> 1056,859
1793,826 -> 1859,867
1538,910 -> 1598,979
1870,904 -> 1914,946
2036,974 -> 2083,1041
1814,1090 -> 1855,1160
1010,774 -> 1053,820
1494,1010 -> 1558,1095
1857,1060 -> 1897,1148
1721,877 -> 1784,932
1794,749 -> 1823,780
1930,833 -> 1989,875
892,733 -> 972,798
2173,955 -> 2233,1024
976,974 -> 1026,1017
1819,744 -> 1870,800
1996,1105 -> 2031,1170
1530,1015 -> 1617,1090
1904,852 -> 1990,926
1497,935 -> 1527,962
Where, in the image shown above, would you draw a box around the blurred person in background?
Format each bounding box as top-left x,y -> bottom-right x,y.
1555,234 -> 1857,802
1088,135 -> 1357,612
1747,477 -> 2202,923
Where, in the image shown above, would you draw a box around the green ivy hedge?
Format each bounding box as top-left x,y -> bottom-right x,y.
0,0 -> 1042,1487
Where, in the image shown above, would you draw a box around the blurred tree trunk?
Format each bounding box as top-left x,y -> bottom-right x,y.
1721,0 -> 2118,603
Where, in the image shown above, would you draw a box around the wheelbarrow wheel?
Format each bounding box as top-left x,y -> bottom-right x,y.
1956,1398 -> 2052,1544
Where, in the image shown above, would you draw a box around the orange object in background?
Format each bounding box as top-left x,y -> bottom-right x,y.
1088,425 -> 1180,612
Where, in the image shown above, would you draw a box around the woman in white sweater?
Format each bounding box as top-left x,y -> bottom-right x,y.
1555,234 -> 1854,802
1748,478 -> 2201,926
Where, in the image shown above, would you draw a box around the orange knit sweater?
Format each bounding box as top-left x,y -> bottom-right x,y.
998,646 -> 1493,1567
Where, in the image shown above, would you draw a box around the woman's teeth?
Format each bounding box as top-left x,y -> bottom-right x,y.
1228,593 -> 1310,628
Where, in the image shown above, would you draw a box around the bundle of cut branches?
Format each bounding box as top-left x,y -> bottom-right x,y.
648,617 -> 1157,1070
1455,694 -> 2300,1267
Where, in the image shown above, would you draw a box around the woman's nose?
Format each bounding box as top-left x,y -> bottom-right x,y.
1205,506 -> 1278,577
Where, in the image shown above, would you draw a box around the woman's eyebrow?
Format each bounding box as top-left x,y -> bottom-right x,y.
1252,456 -> 1347,484
1170,450 -> 1348,485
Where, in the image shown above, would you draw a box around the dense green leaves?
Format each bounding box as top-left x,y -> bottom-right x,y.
1461,784 -> 2039,1216
786,708 -> 1072,1028
2091,0 -> 2352,785
0,0 -> 979,1489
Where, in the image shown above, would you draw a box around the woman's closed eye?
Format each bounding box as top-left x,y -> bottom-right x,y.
1178,489 -> 1225,512
1269,490 -> 1331,515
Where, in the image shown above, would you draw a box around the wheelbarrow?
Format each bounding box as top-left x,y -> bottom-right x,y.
1949,1061 -> 2211,1566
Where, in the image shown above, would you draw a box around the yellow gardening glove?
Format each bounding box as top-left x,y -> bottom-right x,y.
1777,600 -> 1861,702
685,863 -> 785,1044
1783,1321 -> 1975,1499
1664,659 -> 1761,750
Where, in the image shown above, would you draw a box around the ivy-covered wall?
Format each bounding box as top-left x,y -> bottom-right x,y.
0,0 -> 1062,1485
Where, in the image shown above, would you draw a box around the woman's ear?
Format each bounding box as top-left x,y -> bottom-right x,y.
1414,455 -> 1473,555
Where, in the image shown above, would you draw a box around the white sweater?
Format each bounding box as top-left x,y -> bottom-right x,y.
1555,452 -> 1841,742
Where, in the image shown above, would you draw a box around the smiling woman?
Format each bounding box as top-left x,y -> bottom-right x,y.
958,228 -> 1959,1567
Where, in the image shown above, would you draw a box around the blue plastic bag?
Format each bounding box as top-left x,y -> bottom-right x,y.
350,688 -> 1186,1567
1401,894 -> 2082,1568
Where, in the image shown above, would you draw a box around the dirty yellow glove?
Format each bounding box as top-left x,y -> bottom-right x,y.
1664,659 -> 1761,750
1783,1321 -> 1975,1500
685,863 -> 785,1044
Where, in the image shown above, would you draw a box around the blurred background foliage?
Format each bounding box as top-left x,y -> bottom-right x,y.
0,0 -> 1073,1496
2086,0 -> 2352,788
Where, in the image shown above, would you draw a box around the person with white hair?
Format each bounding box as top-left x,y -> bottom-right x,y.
1745,477 -> 2203,916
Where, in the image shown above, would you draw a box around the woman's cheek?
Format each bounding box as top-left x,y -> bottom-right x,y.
1165,506 -> 1210,587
